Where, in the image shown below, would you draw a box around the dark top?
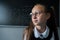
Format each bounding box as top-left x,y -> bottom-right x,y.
29,28 -> 54,40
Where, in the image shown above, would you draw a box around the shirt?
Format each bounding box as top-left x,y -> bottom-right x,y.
24,26 -> 55,40
33,26 -> 54,40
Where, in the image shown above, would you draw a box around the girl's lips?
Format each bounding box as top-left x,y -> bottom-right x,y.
34,20 -> 38,23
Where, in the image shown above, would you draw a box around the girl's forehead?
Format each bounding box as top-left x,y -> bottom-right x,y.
32,5 -> 45,12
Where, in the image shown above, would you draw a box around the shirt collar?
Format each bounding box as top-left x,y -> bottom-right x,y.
33,26 -> 49,38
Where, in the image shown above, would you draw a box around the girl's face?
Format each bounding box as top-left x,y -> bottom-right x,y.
31,4 -> 50,26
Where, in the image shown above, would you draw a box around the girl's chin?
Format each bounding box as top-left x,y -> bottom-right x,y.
34,23 -> 39,26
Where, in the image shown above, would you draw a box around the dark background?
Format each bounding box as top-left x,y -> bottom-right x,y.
0,0 -> 59,26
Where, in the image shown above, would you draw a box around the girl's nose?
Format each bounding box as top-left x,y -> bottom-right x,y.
33,15 -> 37,19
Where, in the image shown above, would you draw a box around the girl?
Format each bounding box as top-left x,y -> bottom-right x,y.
23,3 -> 59,40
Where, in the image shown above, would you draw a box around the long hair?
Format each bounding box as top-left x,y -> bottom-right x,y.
23,4 -> 59,40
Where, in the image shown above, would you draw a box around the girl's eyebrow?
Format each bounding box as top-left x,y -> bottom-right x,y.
35,11 -> 45,13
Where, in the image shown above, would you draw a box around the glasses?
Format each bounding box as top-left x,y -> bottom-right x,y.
30,11 -> 45,16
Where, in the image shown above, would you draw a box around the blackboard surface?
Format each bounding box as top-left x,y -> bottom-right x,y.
0,0 -> 59,26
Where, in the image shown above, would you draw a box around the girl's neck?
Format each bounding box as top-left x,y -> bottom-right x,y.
36,25 -> 46,33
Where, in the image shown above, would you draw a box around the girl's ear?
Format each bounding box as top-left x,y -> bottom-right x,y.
46,13 -> 51,20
